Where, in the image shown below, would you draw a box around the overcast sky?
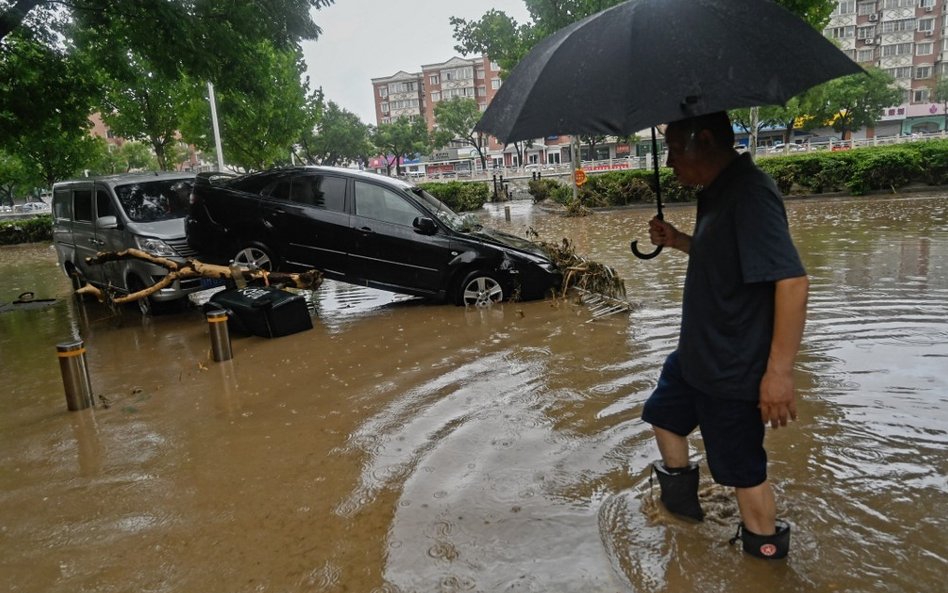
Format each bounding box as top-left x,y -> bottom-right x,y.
301,0 -> 531,125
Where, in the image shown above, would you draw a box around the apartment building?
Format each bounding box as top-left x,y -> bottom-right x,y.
825,0 -> 948,135
372,55 -> 572,170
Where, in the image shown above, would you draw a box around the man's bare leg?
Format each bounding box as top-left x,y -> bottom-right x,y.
654,426 -> 690,468
735,481 -> 776,535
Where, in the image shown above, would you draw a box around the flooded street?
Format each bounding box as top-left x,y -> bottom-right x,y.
2,194 -> 946,593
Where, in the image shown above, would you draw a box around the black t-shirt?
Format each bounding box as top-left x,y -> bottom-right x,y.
678,154 -> 806,400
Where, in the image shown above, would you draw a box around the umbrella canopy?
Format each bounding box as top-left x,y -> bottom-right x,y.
476,0 -> 864,144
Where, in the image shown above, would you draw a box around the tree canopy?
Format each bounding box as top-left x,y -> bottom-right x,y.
298,101 -> 374,167
434,98 -> 489,170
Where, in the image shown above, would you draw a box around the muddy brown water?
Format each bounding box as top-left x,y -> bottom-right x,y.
1,194 -> 946,593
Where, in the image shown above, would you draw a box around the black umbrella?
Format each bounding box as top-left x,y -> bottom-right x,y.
475,0 -> 864,258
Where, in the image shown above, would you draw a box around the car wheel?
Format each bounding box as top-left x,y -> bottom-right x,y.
233,243 -> 276,272
458,271 -> 504,307
126,275 -> 154,316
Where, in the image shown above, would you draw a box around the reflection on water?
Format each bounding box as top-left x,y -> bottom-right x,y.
1,194 -> 946,593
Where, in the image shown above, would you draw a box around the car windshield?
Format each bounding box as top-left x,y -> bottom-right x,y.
409,187 -> 482,232
115,179 -> 193,222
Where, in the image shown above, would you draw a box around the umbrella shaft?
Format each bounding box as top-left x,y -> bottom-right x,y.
651,127 -> 664,220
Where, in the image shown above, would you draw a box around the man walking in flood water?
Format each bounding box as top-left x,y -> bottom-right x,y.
641,111 -> 809,559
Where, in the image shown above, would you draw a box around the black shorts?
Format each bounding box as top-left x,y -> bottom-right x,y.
641,351 -> 767,488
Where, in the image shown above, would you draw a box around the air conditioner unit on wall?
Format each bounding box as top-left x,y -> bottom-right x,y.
869,13 -> 878,21
865,37 -> 875,44
926,6 -> 934,12
926,30 -> 934,36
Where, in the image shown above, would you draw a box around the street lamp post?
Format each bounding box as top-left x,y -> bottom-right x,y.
207,82 -> 225,171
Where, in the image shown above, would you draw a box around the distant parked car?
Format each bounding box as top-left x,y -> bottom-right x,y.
186,166 -> 562,306
52,172 -> 202,314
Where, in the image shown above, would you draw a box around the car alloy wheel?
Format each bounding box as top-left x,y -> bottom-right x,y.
461,272 -> 504,307
233,245 -> 274,272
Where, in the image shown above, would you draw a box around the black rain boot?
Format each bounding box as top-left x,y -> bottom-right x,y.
650,460 -> 704,522
729,520 -> 791,559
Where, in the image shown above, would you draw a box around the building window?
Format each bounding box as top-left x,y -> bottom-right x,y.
379,87 -> 388,98
490,61 -> 500,71
881,19 -> 916,33
381,102 -> 389,113
882,42 -> 914,56
920,0 -> 934,7
913,88 -> 930,102
857,48 -> 876,61
477,86 -> 486,97
857,25 -> 876,39
882,0 -> 917,8
429,74 -> 439,85
476,68 -> 485,79
918,18 -> 934,31
858,1 -> 876,15
491,78 -> 501,90
829,25 -> 856,38
917,41 -> 934,54
431,91 -> 441,102
885,66 -> 913,78
916,65 -> 932,78
834,0 -> 857,14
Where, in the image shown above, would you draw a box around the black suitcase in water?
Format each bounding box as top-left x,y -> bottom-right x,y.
208,287 -> 312,338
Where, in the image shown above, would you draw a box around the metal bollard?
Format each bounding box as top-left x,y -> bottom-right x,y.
57,340 -> 93,411
504,205 -> 511,221
207,309 -> 233,362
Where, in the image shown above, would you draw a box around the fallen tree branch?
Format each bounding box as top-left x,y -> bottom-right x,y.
78,248 -> 323,304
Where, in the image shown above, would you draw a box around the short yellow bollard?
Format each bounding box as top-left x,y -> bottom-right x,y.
57,340 -> 93,411
207,309 -> 233,362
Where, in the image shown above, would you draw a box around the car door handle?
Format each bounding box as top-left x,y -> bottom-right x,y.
358,226 -> 374,233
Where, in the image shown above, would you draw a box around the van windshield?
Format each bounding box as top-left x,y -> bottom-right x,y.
409,187 -> 482,232
115,179 -> 193,222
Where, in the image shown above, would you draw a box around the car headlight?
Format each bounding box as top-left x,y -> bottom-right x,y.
136,237 -> 177,257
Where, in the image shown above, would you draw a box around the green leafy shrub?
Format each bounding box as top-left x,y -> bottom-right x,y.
0,215 -> 52,245
901,139 -> 948,185
845,147 -> 920,195
419,181 -> 489,212
527,178 -> 564,203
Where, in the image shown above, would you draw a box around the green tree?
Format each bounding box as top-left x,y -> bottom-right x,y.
179,43 -> 322,171
809,67 -> 901,139
0,150 -> 37,206
372,117 -> 432,176
0,32 -> 100,186
932,76 -> 948,132
434,97 -> 490,170
299,101 -> 373,167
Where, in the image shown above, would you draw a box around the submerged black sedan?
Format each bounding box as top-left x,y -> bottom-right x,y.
186,167 -> 562,306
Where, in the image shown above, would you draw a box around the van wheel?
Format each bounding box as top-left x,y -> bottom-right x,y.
125,275 -> 181,316
233,243 -> 277,272
66,265 -> 89,302
458,271 -> 504,307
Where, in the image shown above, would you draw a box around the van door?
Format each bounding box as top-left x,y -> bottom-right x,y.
71,187 -> 103,286
263,173 -> 350,275
93,184 -> 124,288
349,180 -> 452,295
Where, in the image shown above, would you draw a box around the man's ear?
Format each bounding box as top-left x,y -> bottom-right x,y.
695,128 -> 715,149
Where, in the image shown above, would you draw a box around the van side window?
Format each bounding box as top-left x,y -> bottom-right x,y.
53,190 -> 71,220
74,190 -> 93,222
354,181 -> 419,226
291,175 -> 346,211
96,189 -> 116,219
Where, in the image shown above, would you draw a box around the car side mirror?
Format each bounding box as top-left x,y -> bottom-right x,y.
96,215 -> 119,230
413,216 -> 437,235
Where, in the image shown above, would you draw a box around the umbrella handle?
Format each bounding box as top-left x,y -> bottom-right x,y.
630,241 -> 663,259
630,126 -> 666,260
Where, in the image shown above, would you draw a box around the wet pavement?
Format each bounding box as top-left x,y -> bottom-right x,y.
1,194 -> 947,592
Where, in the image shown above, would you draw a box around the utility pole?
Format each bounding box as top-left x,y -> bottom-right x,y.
749,106 -> 759,161
207,82 -> 225,171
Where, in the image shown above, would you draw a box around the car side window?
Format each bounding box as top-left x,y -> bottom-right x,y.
354,181 -> 420,227
74,190 -> 93,222
290,175 -> 346,212
95,189 -> 115,219
53,189 -> 71,220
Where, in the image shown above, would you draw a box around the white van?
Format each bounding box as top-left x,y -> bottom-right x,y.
52,172 -> 203,314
